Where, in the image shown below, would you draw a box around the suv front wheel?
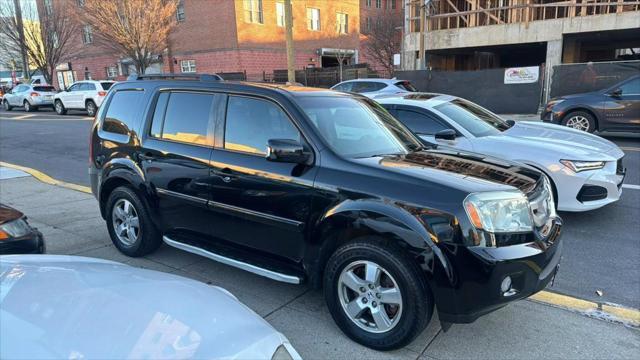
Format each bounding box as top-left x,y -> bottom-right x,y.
54,100 -> 67,115
106,186 -> 161,257
324,237 -> 433,350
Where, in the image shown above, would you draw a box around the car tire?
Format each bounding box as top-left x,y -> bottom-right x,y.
3,100 -> 12,111
106,186 -> 162,257
323,237 -> 433,350
562,111 -> 596,133
54,100 -> 67,115
23,100 -> 34,112
85,100 -> 97,117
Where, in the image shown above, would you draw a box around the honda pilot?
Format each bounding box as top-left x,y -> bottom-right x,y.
90,74 -> 562,350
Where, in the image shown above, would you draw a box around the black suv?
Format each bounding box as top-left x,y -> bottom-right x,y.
90,74 -> 562,350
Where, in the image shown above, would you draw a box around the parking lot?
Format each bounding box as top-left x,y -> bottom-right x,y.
1,108 -> 639,358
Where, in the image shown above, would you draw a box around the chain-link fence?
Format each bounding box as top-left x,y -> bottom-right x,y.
549,60 -> 640,99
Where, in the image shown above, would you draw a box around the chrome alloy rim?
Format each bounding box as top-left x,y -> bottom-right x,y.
565,116 -> 590,131
87,102 -> 96,116
337,260 -> 403,333
55,101 -> 63,113
111,199 -> 140,246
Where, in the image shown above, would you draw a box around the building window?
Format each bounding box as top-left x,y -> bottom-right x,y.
276,1 -> 284,27
82,25 -> 93,44
243,0 -> 263,24
366,17 -> 372,32
375,0 -> 381,9
76,0 -> 85,7
180,60 -> 196,73
336,13 -> 348,34
106,66 -> 118,79
307,8 -> 320,31
50,32 -> 59,48
44,0 -> 53,15
391,0 -> 396,9
366,0 -> 371,7
176,0 -> 185,22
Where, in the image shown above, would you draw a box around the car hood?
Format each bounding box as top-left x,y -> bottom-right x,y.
553,91 -> 601,100
0,204 -> 23,225
353,148 -> 541,195
491,121 -> 624,161
0,255 -> 298,360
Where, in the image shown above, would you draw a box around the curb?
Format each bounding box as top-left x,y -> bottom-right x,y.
0,161 -> 91,194
2,162 -> 639,327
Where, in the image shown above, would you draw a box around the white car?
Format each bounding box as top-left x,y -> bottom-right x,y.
54,80 -> 115,116
2,84 -> 57,112
377,93 -> 626,212
0,255 -> 301,360
331,78 -> 417,99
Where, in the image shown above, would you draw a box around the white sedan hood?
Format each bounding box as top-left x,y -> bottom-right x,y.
482,121 -> 624,161
0,255 -> 297,360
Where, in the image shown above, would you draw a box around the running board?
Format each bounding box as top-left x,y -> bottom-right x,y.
162,236 -> 301,284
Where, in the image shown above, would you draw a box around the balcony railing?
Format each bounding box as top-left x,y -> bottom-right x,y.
408,0 -> 640,32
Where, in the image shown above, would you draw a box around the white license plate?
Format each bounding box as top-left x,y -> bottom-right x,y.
44,95 -> 53,100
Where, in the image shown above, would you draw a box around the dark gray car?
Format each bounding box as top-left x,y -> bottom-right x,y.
541,75 -> 639,133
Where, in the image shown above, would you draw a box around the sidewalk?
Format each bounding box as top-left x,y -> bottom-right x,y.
1,172 -> 638,359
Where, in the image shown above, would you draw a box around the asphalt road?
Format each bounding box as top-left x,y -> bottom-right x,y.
1,108 -> 639,309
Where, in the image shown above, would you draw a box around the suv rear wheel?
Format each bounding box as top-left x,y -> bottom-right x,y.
54,100 -> 67,115
106,186 -> 161,257
86,100 -> 97,117
3,100 -> 12,111
324,237 -> 433,350
23,100 -> 34,112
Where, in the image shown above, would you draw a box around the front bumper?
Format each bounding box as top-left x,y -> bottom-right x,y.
29,97 -> 54,106
540,108 -> 563,124
0,230 -> 45,255
553,160 -> 624,212
437,219 -> 562,324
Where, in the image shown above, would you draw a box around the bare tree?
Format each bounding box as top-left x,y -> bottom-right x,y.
0,0 -> 78,84
333,35 -> 354,82
362,15 -> 402,76
80,0 -> 178,75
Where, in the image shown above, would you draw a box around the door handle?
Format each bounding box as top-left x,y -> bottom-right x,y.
221,176 -> 233,183
214,168 -> 236,183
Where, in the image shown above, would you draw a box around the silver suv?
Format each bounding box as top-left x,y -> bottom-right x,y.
2,84 -> 57,112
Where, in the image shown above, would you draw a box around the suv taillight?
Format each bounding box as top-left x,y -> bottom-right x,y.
98,91 -> 107,97
30,92 -> 40,97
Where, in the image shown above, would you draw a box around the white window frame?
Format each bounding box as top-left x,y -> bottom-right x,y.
276,1 -> 285,27
336,13 -> 348,34
176,0 -> 185,22
307,8 -> 320,31
180,60 -> 196,73
376,0 -> 381,9
106,66 -> 118,78
82,24 -> 93,44
44,0 -> 53,15
243,0 -> 264,24
366,0 -> 372,7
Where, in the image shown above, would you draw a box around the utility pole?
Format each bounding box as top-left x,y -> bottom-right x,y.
418,0 -> 426,70
284,0 -> 295,83
13,0 -> 29,80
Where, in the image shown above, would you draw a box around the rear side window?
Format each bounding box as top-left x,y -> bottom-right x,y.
150,92 -> 215,146
33,86 -> 55,92
352,82 -> 387,93
102,90 -> 144,135
395,109 -> 449,135
81,83 -> 97,91
224,96 -> 300,155
333,83 -> 353,92
100,82 -> 114,91
395,81 -> 417,92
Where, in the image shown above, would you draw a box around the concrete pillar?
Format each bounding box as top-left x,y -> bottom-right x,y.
544,39 -> 563,104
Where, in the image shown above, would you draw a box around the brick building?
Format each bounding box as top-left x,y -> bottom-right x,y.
39,0 -> 402,88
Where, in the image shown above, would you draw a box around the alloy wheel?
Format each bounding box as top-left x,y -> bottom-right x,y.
3,101 -> 8,111
565,115 -> 590,132
337,260 -> 403,334
24,101 -> 30,112
55,101 -> 63,114
87,102 -> 96,116
111,199 -> 140,247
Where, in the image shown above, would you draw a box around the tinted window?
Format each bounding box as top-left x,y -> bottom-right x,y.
158,92 -> 215,146
33,86 -> 55,92
225,96 -> 300,155
333,83 -> 353,92
352,82 -> 387,93
434,98 -> 510,137
395,109 -> 449,135
81,83 -> 96,91
102,90 -> 144,135
100,82 -> 114,91
394,81 -> 417,92
619,78 -> 640,95
150,92 -> 169,138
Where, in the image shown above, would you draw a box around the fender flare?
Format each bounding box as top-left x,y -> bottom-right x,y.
98,158 -> 156,221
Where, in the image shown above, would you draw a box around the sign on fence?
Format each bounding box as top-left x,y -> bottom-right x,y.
504,67 -> 539,84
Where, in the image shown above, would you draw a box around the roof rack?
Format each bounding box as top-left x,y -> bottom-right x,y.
127,73 -> 223,81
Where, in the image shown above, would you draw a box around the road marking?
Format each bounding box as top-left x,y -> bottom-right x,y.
622,184 -> 640,190
530,291 -> 639,327
0,161 -> 91,194
621,147 -> 640,152
12,114 -> 36,120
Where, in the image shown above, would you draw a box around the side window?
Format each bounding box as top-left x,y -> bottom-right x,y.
619,78 -> 640,95
82,83 -> 97,91
353,82 -> 387,93
224,96 -> 300,155
152,92 -> 215,146
395,109 -> 449,135
102,90 -> 144,135
68,84 -> 80,92
333,83 -> 353,92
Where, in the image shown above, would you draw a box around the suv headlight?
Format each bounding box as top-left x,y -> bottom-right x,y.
560,160 -> 605,173
0,218 -> 32,240
464,191 -> 533,233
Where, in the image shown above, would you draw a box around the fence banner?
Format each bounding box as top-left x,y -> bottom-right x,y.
504,67 -> 539,84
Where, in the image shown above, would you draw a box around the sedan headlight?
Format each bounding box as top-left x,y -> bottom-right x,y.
546,99 -> 565,108
464,191 -> 533,233
0,218 -> 32,240
560,160 -> 605,173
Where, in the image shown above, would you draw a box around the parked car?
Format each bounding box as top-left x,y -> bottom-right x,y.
331,78 -> 418,99
90,74 -> 562,350
0,204 -> 45,254
54,80 -> 115,116
0,255 -> 301,359
541,75 -> 640,133
377,93 -> 626,212
2,84 -> 57,112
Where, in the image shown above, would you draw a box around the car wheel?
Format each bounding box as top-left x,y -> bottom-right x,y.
106,186 -> 162,257
85,100 -> 97,117
54,100 -> 67,115
324,237 -> 433,350
3,100 -> 12,111
562,111 -> 596,133
23,100 -> 33,112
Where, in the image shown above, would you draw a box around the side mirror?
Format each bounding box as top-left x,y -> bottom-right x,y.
266,139 -> 310,164
610,88 -> 622,97
434,129 -> 457,141
506,119 -> 516,127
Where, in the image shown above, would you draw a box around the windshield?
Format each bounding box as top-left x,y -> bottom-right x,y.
395,81 -> 417,92
33,86 -> 55,92
297,96 -> 422,158
434,98 -> 510,137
